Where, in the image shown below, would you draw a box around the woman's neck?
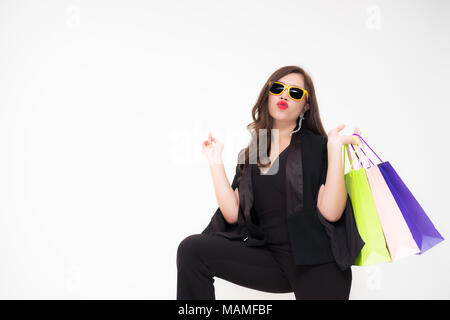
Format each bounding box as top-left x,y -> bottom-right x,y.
272,120 -> 297,144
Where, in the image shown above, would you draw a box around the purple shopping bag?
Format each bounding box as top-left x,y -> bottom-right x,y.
352,134 -> 444,254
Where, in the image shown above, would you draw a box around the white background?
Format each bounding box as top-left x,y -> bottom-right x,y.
0,0 -> 449,299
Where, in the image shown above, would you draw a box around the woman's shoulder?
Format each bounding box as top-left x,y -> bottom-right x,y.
302,128 -> 327,145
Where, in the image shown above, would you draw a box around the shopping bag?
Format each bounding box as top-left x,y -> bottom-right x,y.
351,134 -> 444,254
343,143 -> 391,266
350,135 -> 420,261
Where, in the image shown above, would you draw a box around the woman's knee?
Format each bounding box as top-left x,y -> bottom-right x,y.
176,234 -> 206,268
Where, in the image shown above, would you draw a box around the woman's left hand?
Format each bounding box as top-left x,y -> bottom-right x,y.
327,124 -> 362,150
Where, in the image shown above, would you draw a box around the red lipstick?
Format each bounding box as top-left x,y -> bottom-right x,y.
277,101 -> 288,109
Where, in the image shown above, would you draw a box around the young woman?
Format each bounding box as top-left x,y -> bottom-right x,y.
176,65 -> 364,300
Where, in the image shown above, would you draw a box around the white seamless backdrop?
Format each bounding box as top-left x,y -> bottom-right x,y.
0,0 -> 449,299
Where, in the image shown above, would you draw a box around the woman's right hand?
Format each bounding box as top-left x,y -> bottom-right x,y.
202,132 -> 224,164
203,132 -> 239,224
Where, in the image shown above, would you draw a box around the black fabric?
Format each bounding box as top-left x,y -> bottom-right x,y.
320,137 -> 328,186
251,143 -> 291,246
177,233 -> 352,300
201,128 -> 365,270
317,194 -> 365,271
231,161 -> 241,190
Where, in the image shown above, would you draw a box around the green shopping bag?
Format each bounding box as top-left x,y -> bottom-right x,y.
344,143 -> 391,266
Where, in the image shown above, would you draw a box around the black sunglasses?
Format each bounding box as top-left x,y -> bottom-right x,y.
268,81 -> 309,102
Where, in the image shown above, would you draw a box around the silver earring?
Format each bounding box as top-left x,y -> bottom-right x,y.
290,112 -> 305,136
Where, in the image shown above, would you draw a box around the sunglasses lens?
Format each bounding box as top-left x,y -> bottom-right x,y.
289,88 -> 304,100
269,82 -> 284,94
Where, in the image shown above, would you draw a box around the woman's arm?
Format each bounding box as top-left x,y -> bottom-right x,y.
208,162 -> 239,224
317,125 -> 361,222
317,142 -> 347,222
202,132 -> 239,224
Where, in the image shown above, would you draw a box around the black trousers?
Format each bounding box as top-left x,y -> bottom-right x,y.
176,233 -> 352,300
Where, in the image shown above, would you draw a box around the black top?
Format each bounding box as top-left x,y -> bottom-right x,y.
251,145 -> 291,246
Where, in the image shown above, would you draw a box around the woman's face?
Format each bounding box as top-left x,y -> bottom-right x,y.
267,73 -> 309,125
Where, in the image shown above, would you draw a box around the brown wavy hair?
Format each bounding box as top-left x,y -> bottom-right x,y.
236,65 -> 327,184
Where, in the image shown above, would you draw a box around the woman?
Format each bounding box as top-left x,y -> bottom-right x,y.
176,65 -> 364,300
